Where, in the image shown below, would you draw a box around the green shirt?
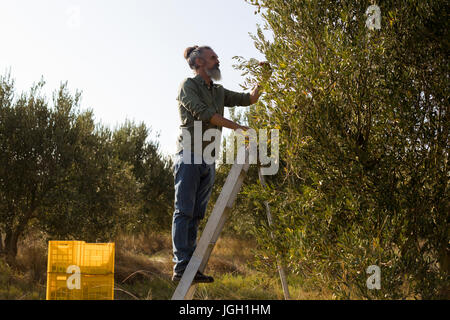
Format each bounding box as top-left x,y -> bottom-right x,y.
176,74 -> 251,155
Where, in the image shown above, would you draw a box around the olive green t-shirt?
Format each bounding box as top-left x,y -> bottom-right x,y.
176,74 -> 251,155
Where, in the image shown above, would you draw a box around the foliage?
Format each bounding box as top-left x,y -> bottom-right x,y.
111,120 -> 174,233
0,73 -> 173,260
235,0 -> 449,299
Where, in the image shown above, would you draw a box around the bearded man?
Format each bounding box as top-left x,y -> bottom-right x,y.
171,45 -> 265,283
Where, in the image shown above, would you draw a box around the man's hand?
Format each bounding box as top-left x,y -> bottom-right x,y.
259,61 -> 271,68
249,86 -> 261,105
259,61 -> 272,82
235,125 -> 253,148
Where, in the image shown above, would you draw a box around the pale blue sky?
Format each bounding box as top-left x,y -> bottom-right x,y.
0,0 -> 267,156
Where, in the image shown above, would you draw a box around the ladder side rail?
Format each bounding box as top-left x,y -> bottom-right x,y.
258,167 -> 291,300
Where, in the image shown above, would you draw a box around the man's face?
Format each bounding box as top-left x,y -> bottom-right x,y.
199,49 -> 221,81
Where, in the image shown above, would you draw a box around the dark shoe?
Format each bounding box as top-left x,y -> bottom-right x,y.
171,270 -> 214,283
193,271 -> 214,283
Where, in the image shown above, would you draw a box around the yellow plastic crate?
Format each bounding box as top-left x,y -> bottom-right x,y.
81,242 -> 115,274
46,273 -> 114,300
47,241 -> 114,275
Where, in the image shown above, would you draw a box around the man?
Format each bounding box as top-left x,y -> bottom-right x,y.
172,45 -> 267,283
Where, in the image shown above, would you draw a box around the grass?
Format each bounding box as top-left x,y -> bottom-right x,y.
0,230 -> 329,300
0,230 -> 47,300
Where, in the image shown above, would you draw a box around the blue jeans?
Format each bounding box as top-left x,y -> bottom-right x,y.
172,150 -> 216,274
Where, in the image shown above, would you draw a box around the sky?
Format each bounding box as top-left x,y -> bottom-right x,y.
0,0 -> 267,157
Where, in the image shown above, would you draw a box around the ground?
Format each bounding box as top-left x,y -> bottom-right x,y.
0,231 -> 331,300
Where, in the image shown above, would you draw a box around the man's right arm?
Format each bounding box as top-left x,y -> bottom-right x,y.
209,113 -> 250,131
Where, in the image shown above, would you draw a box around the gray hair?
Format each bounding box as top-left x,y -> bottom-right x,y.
184,46 -> 212,70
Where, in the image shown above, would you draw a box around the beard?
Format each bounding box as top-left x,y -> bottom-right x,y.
205,64 -> 222,81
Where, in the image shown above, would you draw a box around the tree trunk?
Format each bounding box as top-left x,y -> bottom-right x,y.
3,203 -> 37,262
0,232 -> 3,254
439,245 -> 450,274
4,230 -> 20,260
3,222 -> 27,263
438,245 -> 450,299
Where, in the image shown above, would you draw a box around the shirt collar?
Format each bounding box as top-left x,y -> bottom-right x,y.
194,74 -> 214,88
